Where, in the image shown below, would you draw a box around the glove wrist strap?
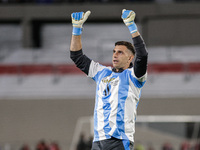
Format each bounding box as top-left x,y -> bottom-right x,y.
72,27 -> 82,35
128,22 -> 137,34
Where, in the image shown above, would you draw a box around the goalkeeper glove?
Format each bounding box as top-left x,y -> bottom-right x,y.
71,10 -> 91,35
121,9 -> 137,34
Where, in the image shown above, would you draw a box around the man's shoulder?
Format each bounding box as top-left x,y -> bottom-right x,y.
90,60 -> 112,71
88,60 -> 112,78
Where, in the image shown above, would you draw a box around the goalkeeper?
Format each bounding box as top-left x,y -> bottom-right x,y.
70,9 -> 148,150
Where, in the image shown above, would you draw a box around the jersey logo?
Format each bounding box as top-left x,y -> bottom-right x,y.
101,76 -> 119,96
102,78 -> 115,83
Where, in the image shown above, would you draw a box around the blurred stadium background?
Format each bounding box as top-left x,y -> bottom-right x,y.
0,0 -> 200,150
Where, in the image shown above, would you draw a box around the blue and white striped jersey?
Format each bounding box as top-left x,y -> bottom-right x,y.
70,35 -> 148,143
88,60 -> 147,142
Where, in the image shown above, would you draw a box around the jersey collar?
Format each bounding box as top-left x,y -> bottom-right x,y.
112,62 -> 133,73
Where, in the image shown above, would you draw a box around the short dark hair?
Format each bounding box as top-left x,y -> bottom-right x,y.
115,41 -> 135,55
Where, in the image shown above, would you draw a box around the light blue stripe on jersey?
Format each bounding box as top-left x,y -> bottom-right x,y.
93,68 -> 112,141
112,70 -> 129,140
130,75 -> 146,88
93,85 -> 99,141
123,139 -> 131,150
102,84 -> 112,139
136,90 -> 142,109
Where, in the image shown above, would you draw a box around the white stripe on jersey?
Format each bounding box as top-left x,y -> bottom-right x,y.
107,76 -> 119,136
88,60 -> 147,142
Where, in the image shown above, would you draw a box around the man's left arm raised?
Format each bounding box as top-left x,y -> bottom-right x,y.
122,9 -> 148,80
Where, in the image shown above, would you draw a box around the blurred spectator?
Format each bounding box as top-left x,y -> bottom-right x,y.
49,142 -> 60,150
36,140 -> 49,150
180,141 -> 190,150
162,142 -> 173,150
76,133 -> 87,150
194,141 -> 200,150
147,143 -> 155,150
86,136 -> 93,150
135,142 -> 145,150
20,144 -> 30,150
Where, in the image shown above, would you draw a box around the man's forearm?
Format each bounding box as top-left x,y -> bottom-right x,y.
70,35 -> 82,51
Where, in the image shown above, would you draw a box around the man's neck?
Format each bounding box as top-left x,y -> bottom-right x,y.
112,63 -> 133,73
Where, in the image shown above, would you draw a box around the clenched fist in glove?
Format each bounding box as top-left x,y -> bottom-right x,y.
121,9 -> 137,34
71,10 -> 91,35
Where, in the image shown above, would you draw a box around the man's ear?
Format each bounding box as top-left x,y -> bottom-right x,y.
129,55 -> 134,61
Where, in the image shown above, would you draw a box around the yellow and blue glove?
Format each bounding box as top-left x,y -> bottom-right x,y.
71,10 -> 91,35
121,9 -> 137,34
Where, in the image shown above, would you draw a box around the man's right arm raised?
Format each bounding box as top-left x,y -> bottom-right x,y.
70,11 -> 92,75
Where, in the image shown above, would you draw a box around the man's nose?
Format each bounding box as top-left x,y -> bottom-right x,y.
113,52 -> 117,57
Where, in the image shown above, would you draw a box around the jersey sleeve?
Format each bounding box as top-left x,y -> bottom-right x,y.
70,49 -> 110,82
70,49 -> 91,75
132,69 -> 147,83
132,35 -> 148,81
88,60 -> 109,82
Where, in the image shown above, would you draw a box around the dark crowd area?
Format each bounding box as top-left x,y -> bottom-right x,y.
20,140 -> 60,150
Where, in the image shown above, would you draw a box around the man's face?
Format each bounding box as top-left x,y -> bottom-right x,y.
112,45 -> 134,71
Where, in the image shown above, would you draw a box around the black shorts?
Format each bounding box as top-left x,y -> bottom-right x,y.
91,137 -> 134,150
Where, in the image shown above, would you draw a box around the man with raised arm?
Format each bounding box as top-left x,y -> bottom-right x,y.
70,9 -> 148,150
